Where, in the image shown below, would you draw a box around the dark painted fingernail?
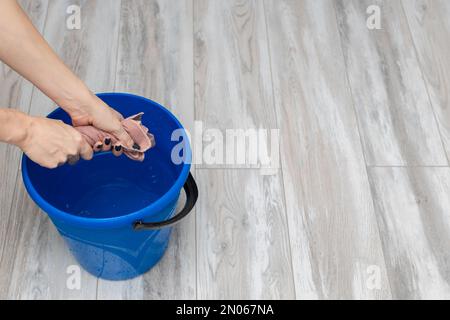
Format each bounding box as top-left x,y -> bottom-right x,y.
96,144 -> 103,149
104,138 -> 111,145
133,143 -> 141,150
115,145 -> 122,152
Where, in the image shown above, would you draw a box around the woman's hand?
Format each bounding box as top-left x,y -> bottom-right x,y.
0,1 -> 133,150
16,114 -> 93,169
66,92 -> 134,149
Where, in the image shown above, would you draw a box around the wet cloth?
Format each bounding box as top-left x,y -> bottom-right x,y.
75,113 -> 155,161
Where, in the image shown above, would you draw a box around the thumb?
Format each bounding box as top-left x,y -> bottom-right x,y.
79,139 -> 94,161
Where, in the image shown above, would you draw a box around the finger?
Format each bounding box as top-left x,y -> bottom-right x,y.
112,126 -> 134,149
79,140 -> 94,161
103,137 -> 112,151
68,154 -> 80,165
112,144 -> 123,157
93,141 -> 103,152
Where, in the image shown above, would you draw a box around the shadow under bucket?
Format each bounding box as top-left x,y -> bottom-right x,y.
21,93 -> 197,280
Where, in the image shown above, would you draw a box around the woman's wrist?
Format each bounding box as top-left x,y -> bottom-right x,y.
0,108 -> 33,147
53,82 -> 97,117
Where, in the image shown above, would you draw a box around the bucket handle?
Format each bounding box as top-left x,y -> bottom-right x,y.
133,172 -> 198,230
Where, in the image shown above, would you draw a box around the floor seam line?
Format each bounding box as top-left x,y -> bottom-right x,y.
262,0 -> 297,299
400,1 -> 450,166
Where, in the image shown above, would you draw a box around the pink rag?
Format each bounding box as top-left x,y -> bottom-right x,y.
75,112 -> 156,161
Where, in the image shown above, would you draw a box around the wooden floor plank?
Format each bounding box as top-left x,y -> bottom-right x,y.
402,0 -> 450,162
0,0 -> 49,299
264,0 -> 391,299
335,0 -> 447,166
3,0 -> 450,300
368,167 -> 450,299
5,0 -> 122,299
97,0 -> 196,300
194,0 -> 295,299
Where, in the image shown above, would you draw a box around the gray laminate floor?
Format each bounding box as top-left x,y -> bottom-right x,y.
1,0 -> 450,300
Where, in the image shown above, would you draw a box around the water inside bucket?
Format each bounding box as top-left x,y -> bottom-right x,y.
27,150 -> 177,219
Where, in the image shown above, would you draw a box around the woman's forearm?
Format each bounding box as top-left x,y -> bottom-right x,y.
0,0 -> 93,115
0,108 -> 30,146
0,108 -> 94,168
0,1 -> 135,150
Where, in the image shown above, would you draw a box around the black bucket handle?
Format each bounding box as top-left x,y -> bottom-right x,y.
133,172 -> 198,231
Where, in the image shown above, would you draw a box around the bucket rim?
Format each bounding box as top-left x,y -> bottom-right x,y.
21,92 -> 192,229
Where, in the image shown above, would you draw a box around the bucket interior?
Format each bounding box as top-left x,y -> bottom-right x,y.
24,94 -> 189,219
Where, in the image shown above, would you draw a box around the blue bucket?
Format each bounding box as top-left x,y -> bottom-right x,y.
21,93 -> 197,280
